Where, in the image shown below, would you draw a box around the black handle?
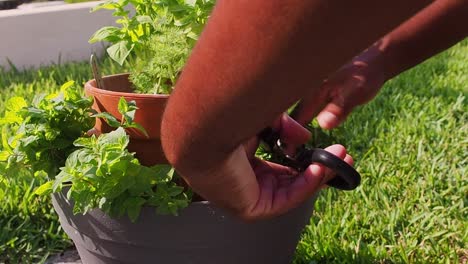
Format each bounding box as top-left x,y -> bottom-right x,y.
297,148 -> 361,190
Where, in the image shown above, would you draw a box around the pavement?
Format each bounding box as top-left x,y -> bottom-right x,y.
45,248 -> 82,264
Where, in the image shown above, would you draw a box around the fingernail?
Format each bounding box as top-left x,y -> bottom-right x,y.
309,164 -> 321,176
317,112 -> 338,128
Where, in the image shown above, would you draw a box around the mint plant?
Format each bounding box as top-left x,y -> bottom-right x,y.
0,83 -> 191,222
92,97 -> 149,136
40,127 -> 191,222
0,81 -> 94,178
33,98 -> 191,222
89,0 -> 215,94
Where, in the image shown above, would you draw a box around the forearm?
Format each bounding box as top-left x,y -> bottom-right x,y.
380,0 -> 468,80
161,0 -> 431,208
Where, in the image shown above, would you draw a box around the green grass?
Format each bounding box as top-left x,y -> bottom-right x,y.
0,41 -> 466,263
294,41 -> 467,263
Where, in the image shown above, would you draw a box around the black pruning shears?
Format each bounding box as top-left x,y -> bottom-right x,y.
259,127 -> 361,190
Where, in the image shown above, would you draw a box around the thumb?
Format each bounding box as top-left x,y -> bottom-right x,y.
316,97 -> 351,130
316,76 -> 363,129
276,113 -> 311,155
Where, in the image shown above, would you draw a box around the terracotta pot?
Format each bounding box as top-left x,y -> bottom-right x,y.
53,190 -> 317,264
85,73 -> 168,166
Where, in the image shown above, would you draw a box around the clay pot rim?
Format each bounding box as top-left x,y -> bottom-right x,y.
85,73 -> 170,99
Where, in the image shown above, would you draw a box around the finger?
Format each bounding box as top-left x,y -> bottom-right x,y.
244,137 -> 260,160
275,144 -> 347,213
290,86 -> 329,126
254,159 -> 298,176
316,99 -> 350,130
277,114 -> 311,155
316,75 -> 364,129
344,154 -> 354,166
256,172 -> 275,215
309,144 -> 348,184
321,153 -> 354,189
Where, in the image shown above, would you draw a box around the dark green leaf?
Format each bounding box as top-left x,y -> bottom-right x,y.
92,112 -> 121,128
124,122 -> 149,138
125,196 -> 146,222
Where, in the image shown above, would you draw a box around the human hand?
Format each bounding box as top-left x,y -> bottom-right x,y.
292,46 -> 387,129
238,114 -> 353,220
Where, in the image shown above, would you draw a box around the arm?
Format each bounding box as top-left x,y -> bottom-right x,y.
161,0 -> 432,218
382,0 -> 467,80
293,0 -> 468,128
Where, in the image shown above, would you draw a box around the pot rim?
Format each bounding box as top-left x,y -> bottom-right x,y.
85,73 -> 170,99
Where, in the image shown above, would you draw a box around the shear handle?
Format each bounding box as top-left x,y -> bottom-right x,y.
297,148 -> 361,190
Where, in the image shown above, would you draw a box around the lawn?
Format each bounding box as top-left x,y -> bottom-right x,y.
0,41 -> 466,263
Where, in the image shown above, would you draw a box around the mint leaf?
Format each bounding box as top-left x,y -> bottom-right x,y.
125,123 -> 149,138
125,197 -> 146,222
92,112 -> 121,128
117,97 -> 129,115
5,97 -> 27,112
34,181 -> 53,195
0,151 -> 10,162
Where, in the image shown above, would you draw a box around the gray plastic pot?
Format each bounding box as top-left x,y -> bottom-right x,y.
0,0 -> 20,10
52,191 -> 316,264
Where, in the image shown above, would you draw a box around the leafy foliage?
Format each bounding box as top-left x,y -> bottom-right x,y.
44,127 -> 190,222
0,77 -> 190,225
35,98 -> 191,222
89,0 -> 214,67
93,97 -> 149,137
0,81 -> 94,178
130,27 -> 190,94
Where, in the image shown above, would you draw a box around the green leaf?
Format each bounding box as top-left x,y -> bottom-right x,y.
60,80 -> 75,92
125,123 -> 149,138
20,136 -> 40,147
136,15 -> 153,24
125,196 -> 146,222
117,97 -> 129,116
0,151 -> 10,161
0,113 -> 22,125
2,127 -> 12,152
98,197 -> 107,208
167,167 -> 175,179
106,41 -> 134,66
0,97 -> 27,125
126,100 -> 138,112
5,97 -> 27,112
92,112 -> 121,128
74,137 -> 95,148
91,1 -> 120,12
98,127 -> 128,145
34,181 -> 53,196
185,0 -> 196,7
169,186 -> 184,196
151,164 -> 173,182
89,26 -> 121,44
